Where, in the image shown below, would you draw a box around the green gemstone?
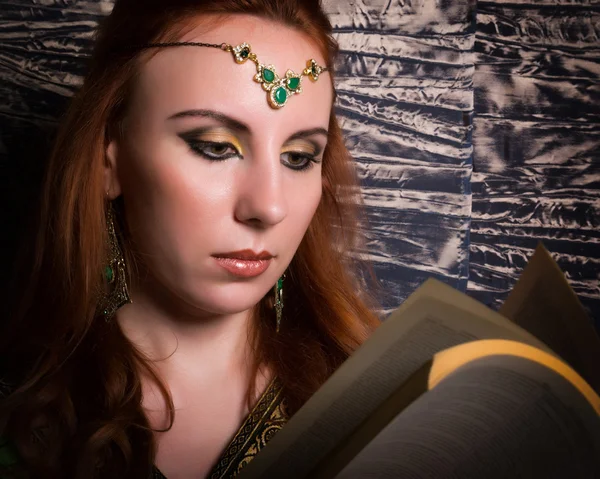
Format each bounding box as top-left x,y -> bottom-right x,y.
241,48 -> 249,59
262,68 -> 275,82
105,265 -> 114,282
311,64 -> 317,75
274,87 -> 287,105
287,77 -> 300,90
277,278 -> 283,290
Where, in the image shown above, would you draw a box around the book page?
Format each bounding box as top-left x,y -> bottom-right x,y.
238,281 -> 551,479
335,354 -> 600,479
499,243 -> 600,393
309,360 -> 435,479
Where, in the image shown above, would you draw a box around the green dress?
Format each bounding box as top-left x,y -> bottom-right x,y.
1,377 -> 288,478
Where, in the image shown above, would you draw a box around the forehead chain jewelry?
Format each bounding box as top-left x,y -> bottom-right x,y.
137,41 -> 329,109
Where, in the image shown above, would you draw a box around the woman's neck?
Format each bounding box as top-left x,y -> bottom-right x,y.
116,277 -> 256,384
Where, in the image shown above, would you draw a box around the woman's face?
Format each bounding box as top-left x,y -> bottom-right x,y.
106,15 -> 333,316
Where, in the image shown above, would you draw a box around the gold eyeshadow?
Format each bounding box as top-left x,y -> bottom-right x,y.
181,127 -> 323,159
281,139 -> 319,156
190,127 -> 244,155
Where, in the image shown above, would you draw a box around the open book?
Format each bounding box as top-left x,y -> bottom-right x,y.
238,244 -> 600,478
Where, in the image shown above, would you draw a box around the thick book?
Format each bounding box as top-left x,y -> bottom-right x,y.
238,244 -> 600,479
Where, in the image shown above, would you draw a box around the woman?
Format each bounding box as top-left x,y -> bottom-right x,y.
0,0 -> 380,477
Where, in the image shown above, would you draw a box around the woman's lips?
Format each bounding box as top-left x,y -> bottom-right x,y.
213,250 -> 273,278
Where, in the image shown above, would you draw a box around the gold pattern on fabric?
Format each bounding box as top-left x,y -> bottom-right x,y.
151,377 -> 288,478
208,377 -> 288,478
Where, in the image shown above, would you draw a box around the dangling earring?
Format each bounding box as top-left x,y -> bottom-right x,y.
274,275 -> 284,332
99,201 -> 132,320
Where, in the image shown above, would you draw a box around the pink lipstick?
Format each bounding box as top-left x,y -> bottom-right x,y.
213,250 -> 273,278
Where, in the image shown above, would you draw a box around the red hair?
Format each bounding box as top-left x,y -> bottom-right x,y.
0,0 -> 380,477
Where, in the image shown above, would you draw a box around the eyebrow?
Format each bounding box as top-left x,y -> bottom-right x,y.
168,109 -> 328,141
168,109 -> 250,133
287,127 -> 329,142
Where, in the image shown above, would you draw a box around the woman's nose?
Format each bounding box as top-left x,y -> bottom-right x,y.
233,155 -> 287,228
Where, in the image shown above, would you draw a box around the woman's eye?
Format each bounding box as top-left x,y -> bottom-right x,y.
187,140 -> 241,160
281,152 -> 319,171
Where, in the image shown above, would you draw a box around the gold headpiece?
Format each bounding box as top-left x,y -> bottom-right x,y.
137,41 -> 329,109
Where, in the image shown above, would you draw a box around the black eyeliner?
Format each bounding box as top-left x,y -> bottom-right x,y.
177,128 -> 244,160
183,138 -> 243,160
281,152 -> 321,172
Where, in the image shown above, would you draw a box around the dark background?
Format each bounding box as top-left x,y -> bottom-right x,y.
1,0 -> 598,330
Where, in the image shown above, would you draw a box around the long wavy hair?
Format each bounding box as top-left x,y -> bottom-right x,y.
0,0 -> 380,477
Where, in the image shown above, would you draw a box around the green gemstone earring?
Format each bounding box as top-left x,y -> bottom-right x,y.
274,275 -> 284,332
98,202 -> 132,320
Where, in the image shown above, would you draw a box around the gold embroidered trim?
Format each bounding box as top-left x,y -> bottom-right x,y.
208,377 -> 288,478
152,377 -> 287,479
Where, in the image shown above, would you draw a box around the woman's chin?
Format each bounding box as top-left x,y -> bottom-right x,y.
170,283 -> 270,318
